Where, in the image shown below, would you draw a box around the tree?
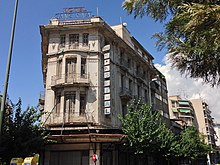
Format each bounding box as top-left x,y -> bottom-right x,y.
119,101 -> 178,159
0,98 -> 47,164
120,101 -> 212,162
176,126 -> 211,159
123,0 -> 220,86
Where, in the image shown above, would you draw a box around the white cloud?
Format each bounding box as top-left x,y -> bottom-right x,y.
155,58 -> 220,123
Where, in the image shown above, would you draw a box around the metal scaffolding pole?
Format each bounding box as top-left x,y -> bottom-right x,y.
0,0 -> 19,135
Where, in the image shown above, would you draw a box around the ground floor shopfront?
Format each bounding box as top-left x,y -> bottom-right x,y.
40,131 -> 163,165
41,133 -> 133,165
41,143 -> 174,165
40,133 -> 209,165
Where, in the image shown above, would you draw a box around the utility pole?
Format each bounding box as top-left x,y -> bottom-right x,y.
0,0 -> 19,135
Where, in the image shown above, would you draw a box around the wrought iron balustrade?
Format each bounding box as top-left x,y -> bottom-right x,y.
51,73 -> 89,87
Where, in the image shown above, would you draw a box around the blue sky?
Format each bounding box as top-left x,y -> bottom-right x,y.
0,0 -> 166,109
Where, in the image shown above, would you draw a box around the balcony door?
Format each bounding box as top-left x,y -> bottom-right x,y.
66,58 -> 77,83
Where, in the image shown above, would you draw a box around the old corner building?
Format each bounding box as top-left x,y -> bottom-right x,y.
39,7 -> 169,165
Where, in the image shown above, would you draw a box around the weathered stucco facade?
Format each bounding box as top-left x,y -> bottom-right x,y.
40,12 -> 169,165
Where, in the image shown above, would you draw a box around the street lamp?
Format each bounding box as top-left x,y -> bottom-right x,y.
148,77 -> 159,108
0,0 -> 19,135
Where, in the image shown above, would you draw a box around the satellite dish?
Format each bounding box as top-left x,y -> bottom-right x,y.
122,22 -> 127,27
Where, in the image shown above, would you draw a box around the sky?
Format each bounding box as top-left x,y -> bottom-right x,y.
0,0 -> 219,122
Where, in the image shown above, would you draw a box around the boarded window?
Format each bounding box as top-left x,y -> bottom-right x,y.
64,92 -> 76,114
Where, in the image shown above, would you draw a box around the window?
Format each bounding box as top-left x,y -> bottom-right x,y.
171,100 -> 176,108
121,74 -> 124,89
56,59 -> 62,78
64,92 -> 75,113
119,49 -> 124,64
69,34 -> 79,45
83,33 -> 89,46
134,45 -> 138,52
60,34 -> 66,47
66,58 -> 77,81
129,79 -> 132,94
136,65 -> 139,75
137,85 -> 141,98
55,92 -> 61,114
81,58 -> 86,77
143,71 -> 146,78
122,104 -> 127,118
128,58 -> 131,68
80,93 -> 86,115
145,89 -> 148,103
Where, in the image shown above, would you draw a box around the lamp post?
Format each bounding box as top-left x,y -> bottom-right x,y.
0,0 -> 19,135
148,77 -> 159,108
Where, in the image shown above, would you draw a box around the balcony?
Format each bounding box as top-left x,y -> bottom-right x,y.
119,59 -> 129,71
44,110 -> 94,128
51,73 -> 90,88
120,87 -> 132,101
136,72 -> 146,81
58,43 -> 90,52
39,91 -> 45,105
179,114 -> 194,119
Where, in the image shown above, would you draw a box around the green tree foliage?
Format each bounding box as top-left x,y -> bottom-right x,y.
120,102 -> 211,160
119,102 -> 177,158
123,0 -> 220,86
176,126 -> 212,159
0,98 -> 47,164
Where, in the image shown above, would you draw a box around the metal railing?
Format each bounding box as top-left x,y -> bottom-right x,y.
51,73 -> 89,86
136,72 -> 145,80
120,87 -> 132,97
120,59 -> 129,69
58,43 -> 90,51
44,110 -> 94,125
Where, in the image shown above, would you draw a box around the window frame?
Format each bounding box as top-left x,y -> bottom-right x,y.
69,34 -> 79,46
82,33 -> 89,46
60,34 -> 66,47
64,91 -> 76,114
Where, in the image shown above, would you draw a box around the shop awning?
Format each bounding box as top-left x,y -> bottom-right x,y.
48,133 -> 127,143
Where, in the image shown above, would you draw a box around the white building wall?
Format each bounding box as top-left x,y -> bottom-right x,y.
214,124 -> 220,146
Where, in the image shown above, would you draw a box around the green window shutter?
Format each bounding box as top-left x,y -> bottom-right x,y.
179,109 -> 191,113
178,101 -> 190,105
172,108 -> 178,112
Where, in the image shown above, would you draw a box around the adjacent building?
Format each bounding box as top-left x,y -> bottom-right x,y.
191,99 -> 215,147
168,96 -> 215,145
168,96 -> 216,164
214,123 -> 220,147
168,95 -> 195,127
39,8 -> 169,165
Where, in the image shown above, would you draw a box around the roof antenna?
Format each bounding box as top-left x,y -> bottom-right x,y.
120,17 -> 122,24
96,7 -> 99,16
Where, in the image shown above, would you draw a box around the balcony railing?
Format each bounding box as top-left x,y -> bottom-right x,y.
44,110 -> 94,126
136,72 -> 145,80
58,43 -> 90,51
120,87 -> 132,100
51,73 -> 90,87
120,59 -> 129,70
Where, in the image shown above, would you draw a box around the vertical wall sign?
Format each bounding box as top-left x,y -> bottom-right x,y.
102,45 -> 111,115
